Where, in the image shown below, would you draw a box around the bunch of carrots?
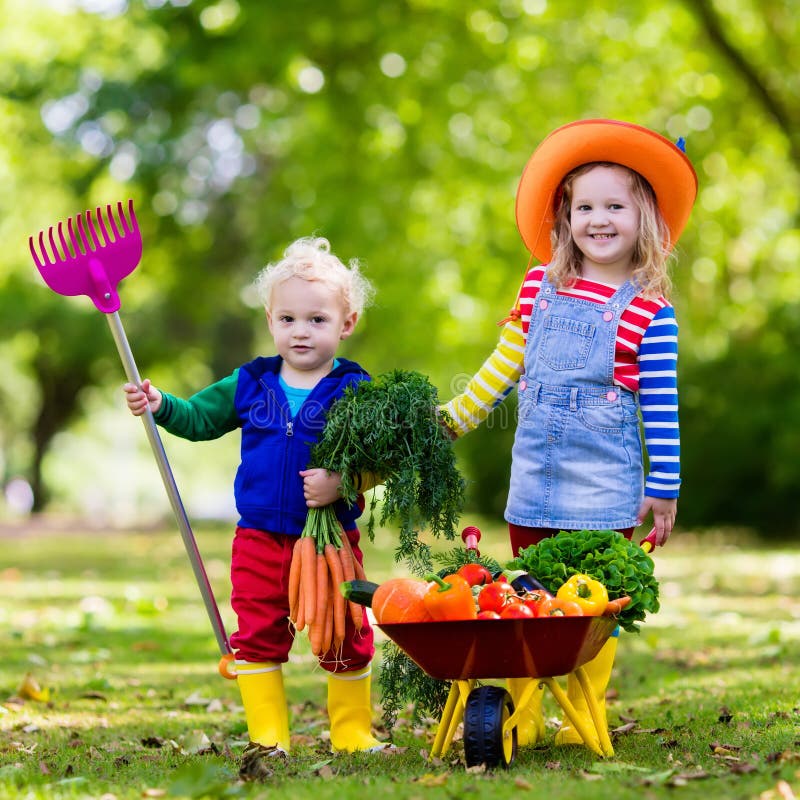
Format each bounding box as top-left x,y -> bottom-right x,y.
288,505 -> 368,660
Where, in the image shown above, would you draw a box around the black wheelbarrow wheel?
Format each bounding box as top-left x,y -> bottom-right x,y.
463,685 -> 517,769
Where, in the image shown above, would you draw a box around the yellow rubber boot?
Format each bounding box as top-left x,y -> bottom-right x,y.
327,666 -> 384,753
507,678 -> 545,746
236,661 -> 291,753
555,637 -> 618,746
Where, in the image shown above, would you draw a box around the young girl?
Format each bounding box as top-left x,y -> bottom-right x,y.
124,237 -> 384,776
442,119 -> 697,747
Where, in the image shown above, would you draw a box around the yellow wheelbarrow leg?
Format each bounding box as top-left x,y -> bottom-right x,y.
503,678 -> 543,734
429,680 -> 475,760
575,666 -> 614,757
541,676 -> 607,757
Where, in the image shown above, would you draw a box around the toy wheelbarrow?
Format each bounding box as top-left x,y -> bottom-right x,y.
380,615 -> 617,768
380,528 -> 661,768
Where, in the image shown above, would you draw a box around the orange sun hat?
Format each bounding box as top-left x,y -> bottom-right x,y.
515,119 -> 698,264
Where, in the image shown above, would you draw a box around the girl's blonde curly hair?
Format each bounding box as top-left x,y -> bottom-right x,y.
254,236 -> 374,316
547,162 -> 674,299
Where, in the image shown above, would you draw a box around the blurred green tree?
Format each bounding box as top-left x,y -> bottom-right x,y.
0,0 -> 797,534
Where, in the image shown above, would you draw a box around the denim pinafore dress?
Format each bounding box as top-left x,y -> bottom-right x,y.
505,275 -> 644,530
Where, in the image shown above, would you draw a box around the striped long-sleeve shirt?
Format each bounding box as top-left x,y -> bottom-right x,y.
442,266 -> 681,498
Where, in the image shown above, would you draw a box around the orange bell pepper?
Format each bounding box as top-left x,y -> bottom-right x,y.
539,596 -> 584,617
423,573 -> 478,621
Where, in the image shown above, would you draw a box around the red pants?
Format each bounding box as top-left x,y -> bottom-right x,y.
229,526 -> 374,673
508,524 -> 634,558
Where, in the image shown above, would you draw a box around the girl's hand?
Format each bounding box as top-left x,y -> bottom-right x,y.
435,405 -> 459,441
299,468 -> 342,507
637,496 -> 677,545
123,379 -> 162,416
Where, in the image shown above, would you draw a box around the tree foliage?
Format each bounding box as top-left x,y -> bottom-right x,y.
0,0 -> 797,534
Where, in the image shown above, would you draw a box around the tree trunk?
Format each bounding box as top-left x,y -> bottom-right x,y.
29,357 -> 92,512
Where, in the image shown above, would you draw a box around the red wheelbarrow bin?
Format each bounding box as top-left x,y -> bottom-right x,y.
378,615 -> 618,768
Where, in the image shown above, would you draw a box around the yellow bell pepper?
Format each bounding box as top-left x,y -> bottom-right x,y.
556,574 -> 609,616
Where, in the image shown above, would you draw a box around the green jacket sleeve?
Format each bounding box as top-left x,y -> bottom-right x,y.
153,369 -> 240,441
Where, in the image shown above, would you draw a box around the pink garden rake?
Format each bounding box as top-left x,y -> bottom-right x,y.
29,200 -> 235,678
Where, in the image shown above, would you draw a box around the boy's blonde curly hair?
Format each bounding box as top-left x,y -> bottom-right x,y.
255,236 -> 374,316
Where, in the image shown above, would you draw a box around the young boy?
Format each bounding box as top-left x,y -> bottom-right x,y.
124,237 -> 383,775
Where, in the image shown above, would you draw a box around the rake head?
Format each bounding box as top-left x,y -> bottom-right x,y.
29,199 -> 143,313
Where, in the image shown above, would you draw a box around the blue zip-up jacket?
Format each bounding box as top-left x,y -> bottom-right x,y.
154,355 -> 369,535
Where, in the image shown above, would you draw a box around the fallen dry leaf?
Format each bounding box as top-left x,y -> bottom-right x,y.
728,762 -> 757,774
514,776 -> 533,789
777,781 -> 797,800
416,771 -> 450,785
289,734 -> 317,747
667,769 -> 710,786
766,750 -> 800,764
759,780 -> 798,800
182,691 -> 212,707
141,737 -> 166,749
80,691 -> 108,701
175,730 -> 214,755
710,741 -> 742,753
612,722 -> 638,734
17,674 -> 50,703
378,745 -> 408,755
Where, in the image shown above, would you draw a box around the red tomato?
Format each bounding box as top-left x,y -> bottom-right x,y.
500,603 -> 535,619
476,610 -> 501,620
522,589 -> 553,618
456,563 -> 494,587
478,581 -> 514,613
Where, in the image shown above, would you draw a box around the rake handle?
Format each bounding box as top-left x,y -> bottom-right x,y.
105,312 -> 231,656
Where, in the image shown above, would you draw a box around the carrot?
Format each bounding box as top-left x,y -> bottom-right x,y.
309,605 -> 326,657
288,537 -> 304,623
309,552 -> 332,657
603,596 -> 632,616
300,535 -> 317,627
340,531 -> 367,581
295,573 -> 306,632
314,552 -> 328,631
324,543 -> 347,650
321,573 -> 335,661
336,540 -> 363,632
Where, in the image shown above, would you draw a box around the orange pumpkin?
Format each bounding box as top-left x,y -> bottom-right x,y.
372,578 -> 434,624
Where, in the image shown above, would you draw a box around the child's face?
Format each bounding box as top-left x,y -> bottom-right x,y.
569,165 -> 641,284
267,276 -> 357,385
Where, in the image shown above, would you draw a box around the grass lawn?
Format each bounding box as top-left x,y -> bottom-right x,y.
1,517 -> 798,800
